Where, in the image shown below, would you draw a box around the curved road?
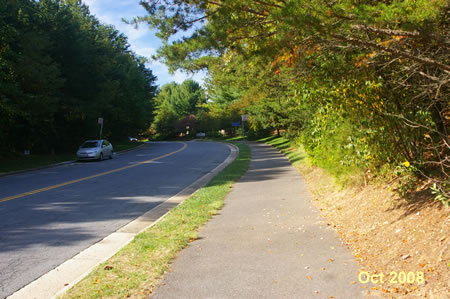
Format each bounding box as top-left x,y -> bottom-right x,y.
0,141 -> 230,298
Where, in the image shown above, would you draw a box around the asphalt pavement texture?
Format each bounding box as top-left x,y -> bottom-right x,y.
151,143 -> 367,298
0,141 -> 230,298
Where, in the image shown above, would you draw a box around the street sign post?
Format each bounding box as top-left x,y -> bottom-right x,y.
98,117 -> 104,139
241,114 -> 248,142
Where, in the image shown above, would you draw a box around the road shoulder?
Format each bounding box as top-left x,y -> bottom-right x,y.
8,143 -> 238,299
0,143 -> 147,177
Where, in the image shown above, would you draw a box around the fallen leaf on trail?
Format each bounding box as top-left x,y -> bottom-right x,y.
314,290 -> 319,294
439,236 -> 446,242
64,283 -> 69,286
351,281 -> 356,284
322,267 -> 326,270
329,296 -> 335,298
328,258 -> 335,262
306,275 -> 312,279
104,265 -> 113,270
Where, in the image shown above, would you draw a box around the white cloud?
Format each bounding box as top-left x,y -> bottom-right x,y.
81,0 -> 207,87
132,47 -> 156,59
173,70 -> 206,85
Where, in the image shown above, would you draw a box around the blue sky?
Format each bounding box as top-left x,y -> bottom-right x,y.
82,0 -> 206,88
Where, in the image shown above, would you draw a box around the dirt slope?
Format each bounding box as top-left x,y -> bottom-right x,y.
297,165 -> 449,298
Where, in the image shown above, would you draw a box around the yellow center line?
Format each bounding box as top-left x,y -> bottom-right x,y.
0,142 -> 188,203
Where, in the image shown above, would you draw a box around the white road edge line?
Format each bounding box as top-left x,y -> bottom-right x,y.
8,143 -> 239,299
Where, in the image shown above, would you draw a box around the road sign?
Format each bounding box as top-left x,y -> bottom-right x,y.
241,114 -> 248,121
232,122 -> 240,127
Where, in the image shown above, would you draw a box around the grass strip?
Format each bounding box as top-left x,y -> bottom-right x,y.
112,141 -> 144,153
0,142 -> 143,174
0,153 -> 77,173
62,142 -> 250,298
257,136 -> 307,167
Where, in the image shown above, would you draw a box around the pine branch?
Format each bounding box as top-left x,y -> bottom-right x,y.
351,25 -> 420,37
331,34 -> 450,72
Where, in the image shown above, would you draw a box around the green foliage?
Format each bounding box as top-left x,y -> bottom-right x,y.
393,163 -> 420,197
151,80 -> 205,138
139,0 -> 448,197
431,183 -> 449,208
0,0 -> 157,154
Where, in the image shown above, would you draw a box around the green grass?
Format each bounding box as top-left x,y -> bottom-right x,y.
0,153 -> 77,173
112,141 -> 144,152
0,142 -> 143,174
226,135 -> 246,141
257,136 -> 307,166
61,142 -> 250,298
258,135 -> 364,186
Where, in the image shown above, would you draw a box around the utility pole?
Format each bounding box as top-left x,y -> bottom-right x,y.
98,117 -> 104,139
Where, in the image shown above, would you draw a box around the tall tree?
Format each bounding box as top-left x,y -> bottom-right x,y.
135,0 -> 449,196
151,79 -> 205,138
0,0 -> 158,154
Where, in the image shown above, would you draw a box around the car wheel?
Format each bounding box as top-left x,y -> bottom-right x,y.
99,153 -> 104,161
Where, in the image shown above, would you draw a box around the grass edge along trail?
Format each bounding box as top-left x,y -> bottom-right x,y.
61,142 -> 250,298
258,136 -> 449,298
257,136 -> 307,169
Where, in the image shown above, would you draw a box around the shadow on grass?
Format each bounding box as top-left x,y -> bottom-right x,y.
256,136 -> 306,165
0,142 -> 143,174
207,144 -> 251,187
0,141 -> 234,297
0,153 -> 77,173
61,142 -> 252,298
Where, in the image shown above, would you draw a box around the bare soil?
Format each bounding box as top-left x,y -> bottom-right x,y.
297,164 -> 449,298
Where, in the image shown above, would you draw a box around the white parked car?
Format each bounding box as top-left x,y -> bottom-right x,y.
76,140 -> 113,161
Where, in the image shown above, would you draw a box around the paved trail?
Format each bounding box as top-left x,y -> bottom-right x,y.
152,143 -> 367,298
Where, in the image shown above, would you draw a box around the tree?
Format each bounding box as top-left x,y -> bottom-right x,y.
0,0 -> 158,155
136,0 -> 449,197
151,80 -> 205,138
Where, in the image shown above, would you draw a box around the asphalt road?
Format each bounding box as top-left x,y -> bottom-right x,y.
0,141 -> 230,298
